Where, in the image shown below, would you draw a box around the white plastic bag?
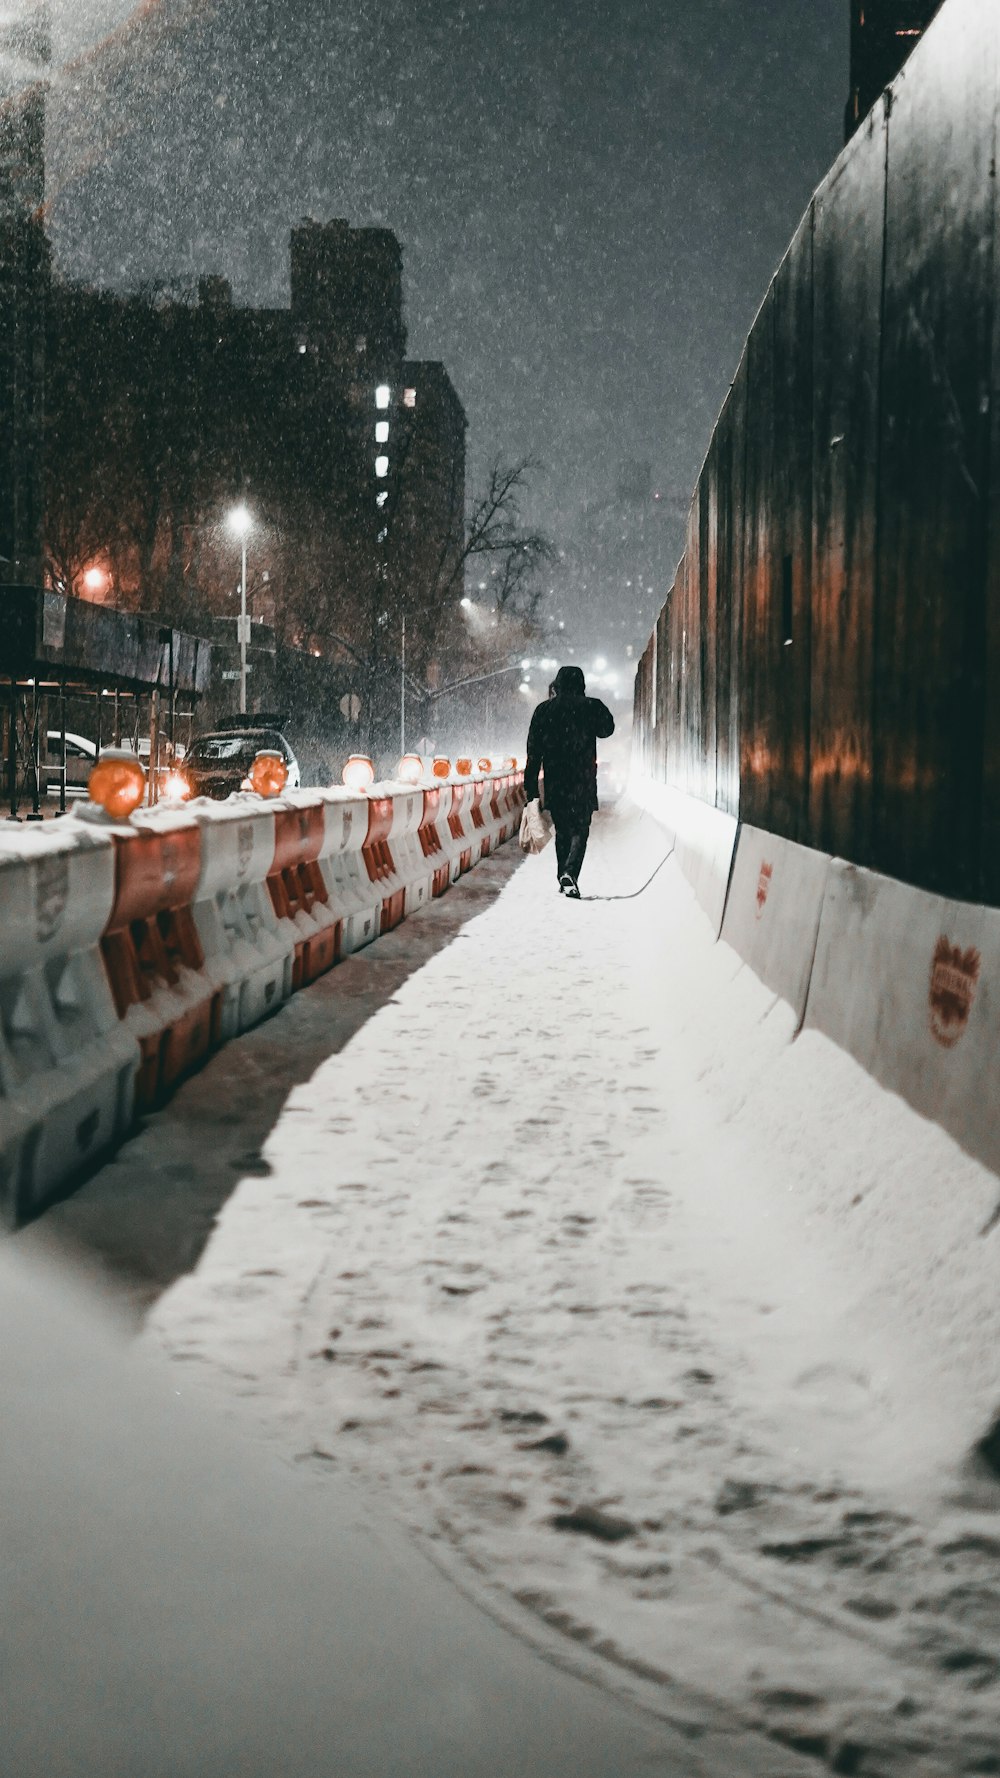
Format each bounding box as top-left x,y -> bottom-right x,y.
519,798 -> 553,855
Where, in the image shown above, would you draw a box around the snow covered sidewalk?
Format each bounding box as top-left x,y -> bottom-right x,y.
125,804 -> 1000,1771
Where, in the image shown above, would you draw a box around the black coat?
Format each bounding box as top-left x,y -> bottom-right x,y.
523,692 -> 615,817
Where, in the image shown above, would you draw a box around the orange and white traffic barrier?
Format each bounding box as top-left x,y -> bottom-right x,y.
0,758 -> 523,1225
314,789 -> 381,956
186,799 -> 295,1042
362,793 -> 407,935
266,794 -> 342,990
491,774 -> 509,847
468,776 -> 491,860
100,809 -> 219,1111
381,782 -> 434,917
496,772 -> 521,844
444,780 -> 474,882
0,822 -> 139,1225
418,785 -> 452,900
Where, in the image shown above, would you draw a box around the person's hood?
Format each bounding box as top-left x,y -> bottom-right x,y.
553,665 -> 586,697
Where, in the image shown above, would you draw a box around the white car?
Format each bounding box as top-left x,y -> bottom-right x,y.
44,731 -> 97,797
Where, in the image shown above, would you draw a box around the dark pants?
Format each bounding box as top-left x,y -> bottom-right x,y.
552,809 -> 592,882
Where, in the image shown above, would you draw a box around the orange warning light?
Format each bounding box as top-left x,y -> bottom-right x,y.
249,750 -> 288,798
87,749 -> 146,819
432,757 -> 451,780
343,754 -> 376,791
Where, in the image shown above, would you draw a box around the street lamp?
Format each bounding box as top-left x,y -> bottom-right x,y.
227,504 -> 253,715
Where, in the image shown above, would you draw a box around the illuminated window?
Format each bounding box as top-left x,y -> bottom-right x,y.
403,388 -> 417,408
375,420 -> 389,443
375,455 -> 389,477
375,385 -> 391,409
377,527 -> 388,543
376,491 -> 388,507
298,343 -> 307,355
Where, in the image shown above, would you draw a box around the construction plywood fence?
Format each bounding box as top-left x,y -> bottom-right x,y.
633,0 -> 1000,904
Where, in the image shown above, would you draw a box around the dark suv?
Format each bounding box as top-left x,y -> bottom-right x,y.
180,727 -> 301,801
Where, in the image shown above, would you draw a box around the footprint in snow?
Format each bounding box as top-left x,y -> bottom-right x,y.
551,1504 -> 636,1543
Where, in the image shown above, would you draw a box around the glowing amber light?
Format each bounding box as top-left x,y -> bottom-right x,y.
343,753 -> 376,791
477,757 -> 492,773
249,750 -> 288,798
88,749 -> 146,819
396,753 -> 423,785
432,757 -> 451,780
503,756 -> 517,770
455,757 -> 472,777
162,770 -> 191,803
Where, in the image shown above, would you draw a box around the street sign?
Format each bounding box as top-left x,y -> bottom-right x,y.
236,615 -> 252,644
221,669 -> 251,681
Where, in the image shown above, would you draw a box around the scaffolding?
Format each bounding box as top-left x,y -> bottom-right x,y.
1,587 -> 212,819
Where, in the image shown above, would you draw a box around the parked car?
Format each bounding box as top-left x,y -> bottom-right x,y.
44,731 -> 97,797
178,726 -> 301,801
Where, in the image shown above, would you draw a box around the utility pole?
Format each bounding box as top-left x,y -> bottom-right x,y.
227,503 -> 253,717
239,532 -> 248,715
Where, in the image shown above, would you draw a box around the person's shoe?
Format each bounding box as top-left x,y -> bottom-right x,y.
559,872 -> 580,899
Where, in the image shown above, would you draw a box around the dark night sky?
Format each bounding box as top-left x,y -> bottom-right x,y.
46,0 -> 846,636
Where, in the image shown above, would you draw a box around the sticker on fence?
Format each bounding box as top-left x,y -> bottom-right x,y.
755,860 -> 773,919
928,936 -> 980,1049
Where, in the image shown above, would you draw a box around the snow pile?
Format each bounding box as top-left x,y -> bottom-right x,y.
141,800 -> 1000,1773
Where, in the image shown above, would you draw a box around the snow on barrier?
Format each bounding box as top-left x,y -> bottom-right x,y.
0,824 -> 139,1226
802,859 -> 1000,1180
631,778 -> 738,936
101,809 -> 220,1110
720,825 -> 831,1025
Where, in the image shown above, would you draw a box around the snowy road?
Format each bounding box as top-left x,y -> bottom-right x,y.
27,802 -> 1000,1776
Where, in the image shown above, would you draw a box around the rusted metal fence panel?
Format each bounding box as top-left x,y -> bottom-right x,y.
809,100 -> 887,868
632,0 -> 1000,906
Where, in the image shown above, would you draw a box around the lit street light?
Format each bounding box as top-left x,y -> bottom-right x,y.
227,503 -> 253,715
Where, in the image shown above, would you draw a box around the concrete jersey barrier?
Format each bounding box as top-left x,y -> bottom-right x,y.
803,858 -> 1000,1180
721,825 -> 832,1025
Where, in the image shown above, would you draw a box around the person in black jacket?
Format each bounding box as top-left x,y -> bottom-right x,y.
523,664 -> 615,896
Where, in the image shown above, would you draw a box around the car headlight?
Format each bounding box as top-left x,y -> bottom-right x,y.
162,770 -> 192,802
